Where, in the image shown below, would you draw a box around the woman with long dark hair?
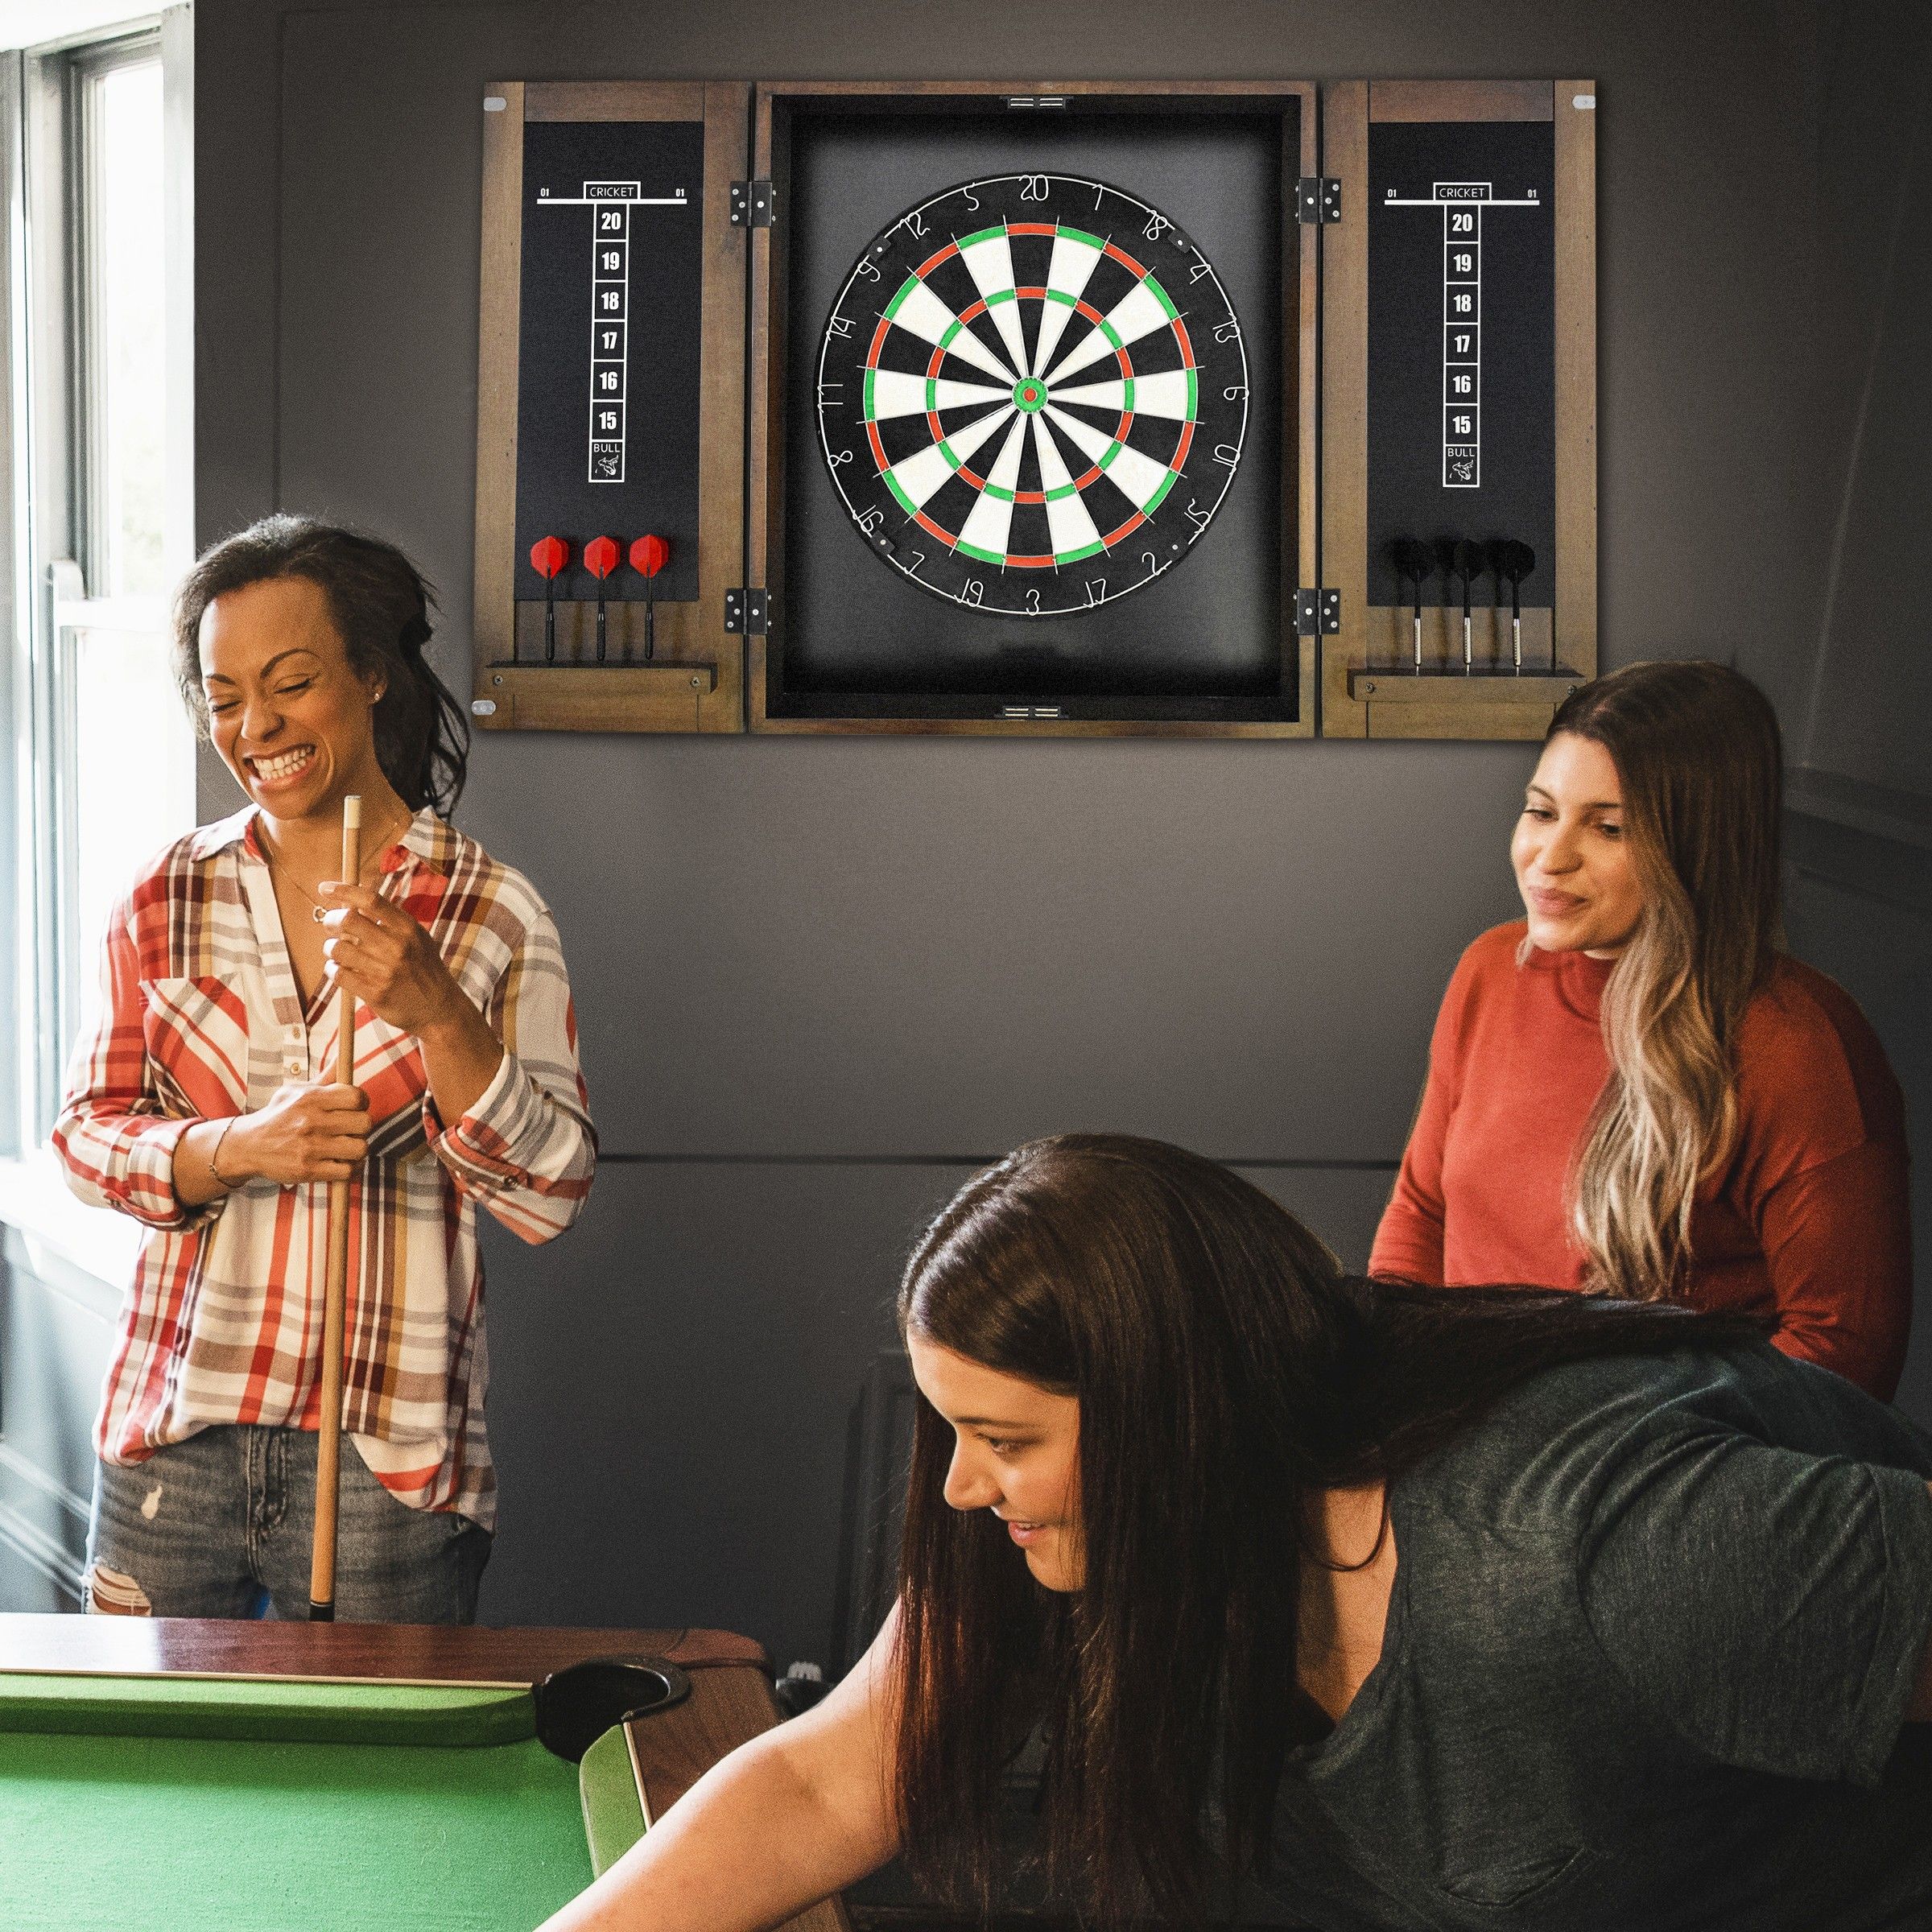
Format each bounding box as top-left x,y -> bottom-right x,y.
541,1135 -> 1932,1932
1373,659 -> 1909,1397
56,515 -> 596,1620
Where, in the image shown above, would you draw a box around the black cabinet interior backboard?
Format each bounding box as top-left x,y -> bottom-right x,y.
774,105 -> 1288,719
513,118 -> 704,607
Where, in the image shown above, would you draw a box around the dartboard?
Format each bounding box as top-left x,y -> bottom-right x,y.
815,174 -> 1249,618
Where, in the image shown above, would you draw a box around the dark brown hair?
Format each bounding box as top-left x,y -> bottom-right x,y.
1545,661 -> 1784,1298
172,514 -> 469,815
894,1133 -> 1764,1926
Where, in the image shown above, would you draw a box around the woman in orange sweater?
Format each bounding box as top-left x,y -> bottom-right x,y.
1371,660 -> 1910,1398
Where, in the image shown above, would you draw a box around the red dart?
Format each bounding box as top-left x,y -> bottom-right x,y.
530,537 -> 570,663
629,535 -> 668,660
584,535 -> 620,662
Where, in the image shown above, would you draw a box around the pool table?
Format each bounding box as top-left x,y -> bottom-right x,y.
0,1612 -> 852,1932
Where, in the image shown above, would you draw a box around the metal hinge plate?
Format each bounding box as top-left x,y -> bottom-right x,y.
724,588 -> 768,635
1296,177 -> 1342,224
729,180 -> 774,228
1297,588 -> 1341,635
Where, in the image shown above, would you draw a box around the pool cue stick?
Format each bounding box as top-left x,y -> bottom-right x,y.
310,793 -> 363,1622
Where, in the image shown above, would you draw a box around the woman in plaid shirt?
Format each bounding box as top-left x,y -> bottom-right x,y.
56,516 -> 597,1620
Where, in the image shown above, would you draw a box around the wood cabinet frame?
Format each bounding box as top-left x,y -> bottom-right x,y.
744,80 -> 1319,738
468,79 -> 1596,742
1318,80 -> 1596,741
472,81 -> 749,733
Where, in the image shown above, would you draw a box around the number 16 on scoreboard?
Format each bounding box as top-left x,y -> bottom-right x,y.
587,182 -> 635,481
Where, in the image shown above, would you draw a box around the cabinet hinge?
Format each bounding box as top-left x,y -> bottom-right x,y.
1297,588 -> 1341,635
729,180 -> 775,229
725,588 -> 769,635
1296,177 -> 1342,224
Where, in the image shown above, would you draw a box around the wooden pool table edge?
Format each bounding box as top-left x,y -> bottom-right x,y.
0,1614 -> 853,1932
0,1612 -> 767,1679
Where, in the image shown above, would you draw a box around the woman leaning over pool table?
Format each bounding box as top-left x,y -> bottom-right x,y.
539,1134 -> 1932,1932
1372,659 -> 1909,1397
55,515 -> 596,1622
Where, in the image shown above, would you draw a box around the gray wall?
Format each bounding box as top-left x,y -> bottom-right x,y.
1784,0 -> 1932,1417
146,0 -> 1928,1665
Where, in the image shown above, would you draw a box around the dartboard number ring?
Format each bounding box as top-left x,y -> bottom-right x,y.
815,174 -> 1249,618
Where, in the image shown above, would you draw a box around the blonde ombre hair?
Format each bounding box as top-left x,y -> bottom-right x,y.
1546,663 -> 1784,1299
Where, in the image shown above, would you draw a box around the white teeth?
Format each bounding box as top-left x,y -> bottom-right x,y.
250,746 -> 314,781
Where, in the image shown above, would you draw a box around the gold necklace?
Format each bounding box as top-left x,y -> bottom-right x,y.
260,807 -> 411,922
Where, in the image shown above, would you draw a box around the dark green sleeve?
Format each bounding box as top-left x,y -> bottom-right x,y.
1577,1416 -> 1932,1787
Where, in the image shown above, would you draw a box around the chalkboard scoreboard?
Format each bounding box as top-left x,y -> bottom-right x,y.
511,119 -> 702,608
472,79 -> 1594,740
1365,119 -> 1554,609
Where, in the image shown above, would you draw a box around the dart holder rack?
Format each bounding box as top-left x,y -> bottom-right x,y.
472,77 -> 1595,741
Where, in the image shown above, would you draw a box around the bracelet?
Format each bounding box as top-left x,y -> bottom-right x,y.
208,1117 -> 242,1191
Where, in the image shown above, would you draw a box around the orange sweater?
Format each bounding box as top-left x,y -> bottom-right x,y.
1370,922 -> 1912,1398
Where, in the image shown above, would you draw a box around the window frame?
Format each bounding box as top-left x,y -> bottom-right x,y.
0,9 -> 192,1158
66,30 -> 175,602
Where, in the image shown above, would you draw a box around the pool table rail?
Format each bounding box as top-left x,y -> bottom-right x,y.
0,1614 -> 852,1932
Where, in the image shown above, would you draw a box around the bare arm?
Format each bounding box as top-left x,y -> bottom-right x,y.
538,1608 -> 904,1932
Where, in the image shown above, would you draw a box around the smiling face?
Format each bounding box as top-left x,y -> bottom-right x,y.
199,576 -> 389,828
1510,731 -> 1649,958
906,1333 -> 1083,1592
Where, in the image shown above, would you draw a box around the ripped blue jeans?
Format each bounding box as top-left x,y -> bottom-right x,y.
86,1425 -> 490,1622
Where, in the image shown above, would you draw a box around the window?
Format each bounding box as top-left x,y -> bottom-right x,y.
1,11 -> 194,1154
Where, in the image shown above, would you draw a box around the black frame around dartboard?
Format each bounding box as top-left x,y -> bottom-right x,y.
748,84 -> 1318,737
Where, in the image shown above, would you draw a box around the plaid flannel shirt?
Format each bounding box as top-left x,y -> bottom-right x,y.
53,805 -> 597,1528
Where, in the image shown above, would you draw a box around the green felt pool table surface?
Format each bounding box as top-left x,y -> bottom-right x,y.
2,1680 -> 588,1932
0,1616 -> 852,1932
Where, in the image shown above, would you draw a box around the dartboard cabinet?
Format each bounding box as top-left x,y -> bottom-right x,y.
472,80 -> 1595,740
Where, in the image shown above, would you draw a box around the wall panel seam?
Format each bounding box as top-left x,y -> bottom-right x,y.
590,1153 -> 1401,1170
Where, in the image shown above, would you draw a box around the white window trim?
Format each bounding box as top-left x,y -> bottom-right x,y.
0,7 -> 192,1158
0,6 -> 161,56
